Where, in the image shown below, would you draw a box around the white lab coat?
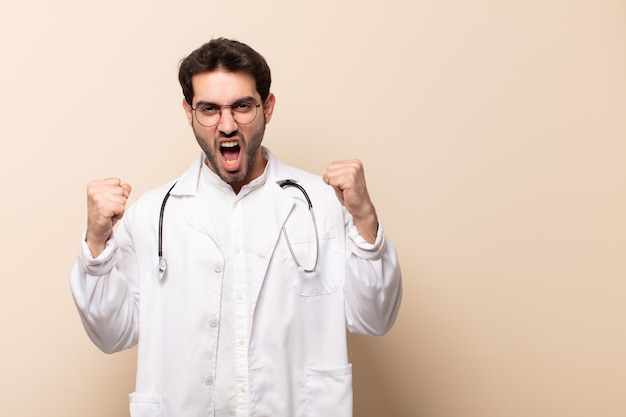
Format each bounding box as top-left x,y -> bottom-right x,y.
71,148 -> 402,417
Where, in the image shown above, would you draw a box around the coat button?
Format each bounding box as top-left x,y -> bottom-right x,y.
208,316 -> 219,327
213,262 -> 224,273
205,375 -> 215,385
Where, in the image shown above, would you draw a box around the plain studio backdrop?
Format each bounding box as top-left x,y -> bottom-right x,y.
1,1 -> 625,416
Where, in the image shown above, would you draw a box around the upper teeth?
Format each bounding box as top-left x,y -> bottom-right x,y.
222,141 -> 238,148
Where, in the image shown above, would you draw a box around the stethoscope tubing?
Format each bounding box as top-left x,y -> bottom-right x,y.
277,180 -> 319,273
158,182 -> 177,277
157,179 -> 319,280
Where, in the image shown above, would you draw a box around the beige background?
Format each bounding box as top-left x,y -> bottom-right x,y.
1,1 -> 625,416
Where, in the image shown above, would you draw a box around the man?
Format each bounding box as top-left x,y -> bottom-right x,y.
71,37 -> 402,417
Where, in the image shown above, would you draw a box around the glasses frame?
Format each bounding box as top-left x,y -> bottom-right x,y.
191,99 -> 262,128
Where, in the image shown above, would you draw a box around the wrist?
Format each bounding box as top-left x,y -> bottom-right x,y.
353,210 -> 378,244
85,230 -> 110,258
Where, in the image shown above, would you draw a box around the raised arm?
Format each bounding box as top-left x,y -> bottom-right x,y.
324,159 -> 402,335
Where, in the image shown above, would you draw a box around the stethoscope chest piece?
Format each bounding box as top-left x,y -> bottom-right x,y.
158,256 -> 168,280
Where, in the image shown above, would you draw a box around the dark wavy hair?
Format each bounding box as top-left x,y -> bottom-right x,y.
178,38 -> 272,105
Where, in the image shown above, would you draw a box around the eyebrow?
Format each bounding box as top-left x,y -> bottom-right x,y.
194,96 -> 257,107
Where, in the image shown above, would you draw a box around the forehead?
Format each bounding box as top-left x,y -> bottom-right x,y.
191,70 -> 258,104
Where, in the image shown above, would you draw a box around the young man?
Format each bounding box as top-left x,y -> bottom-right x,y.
71,37 -> 402,417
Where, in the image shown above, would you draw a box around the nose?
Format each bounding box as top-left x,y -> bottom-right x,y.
217,108 -> 238,134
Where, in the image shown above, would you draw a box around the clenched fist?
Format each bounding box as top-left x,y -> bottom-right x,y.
85,178 -> 132,257
323,160 -> 378,243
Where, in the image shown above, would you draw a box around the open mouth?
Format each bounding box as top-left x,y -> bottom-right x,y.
220,140 -> 241,170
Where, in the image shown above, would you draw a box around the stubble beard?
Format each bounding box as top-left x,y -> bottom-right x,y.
193,122 -> 266,186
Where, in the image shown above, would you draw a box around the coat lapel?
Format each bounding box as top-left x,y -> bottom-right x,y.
247,149 -> 304,321
169,153 -> 221,246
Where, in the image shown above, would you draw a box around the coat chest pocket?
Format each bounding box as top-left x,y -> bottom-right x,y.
281,227 -> 342,296
129,393 -> 162,417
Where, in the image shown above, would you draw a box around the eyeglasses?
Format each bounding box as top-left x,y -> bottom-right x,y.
191,99 -> 261,127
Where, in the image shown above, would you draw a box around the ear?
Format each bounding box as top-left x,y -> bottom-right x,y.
182,98 -> 193,126
262,93 -> 276,124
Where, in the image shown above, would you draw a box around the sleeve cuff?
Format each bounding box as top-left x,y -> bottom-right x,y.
78,230 -> 121,275
346,217 -> 386,260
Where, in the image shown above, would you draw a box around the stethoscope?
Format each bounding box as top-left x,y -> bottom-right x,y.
157,179 -> 319,280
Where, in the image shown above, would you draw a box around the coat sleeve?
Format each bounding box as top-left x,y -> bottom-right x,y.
69,214 -> 140,354
343,215 -> 403,336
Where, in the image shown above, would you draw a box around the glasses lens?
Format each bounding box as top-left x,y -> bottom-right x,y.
194,101 -> 259,127
194,105 -> 220,127
232,101 -> 258,125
